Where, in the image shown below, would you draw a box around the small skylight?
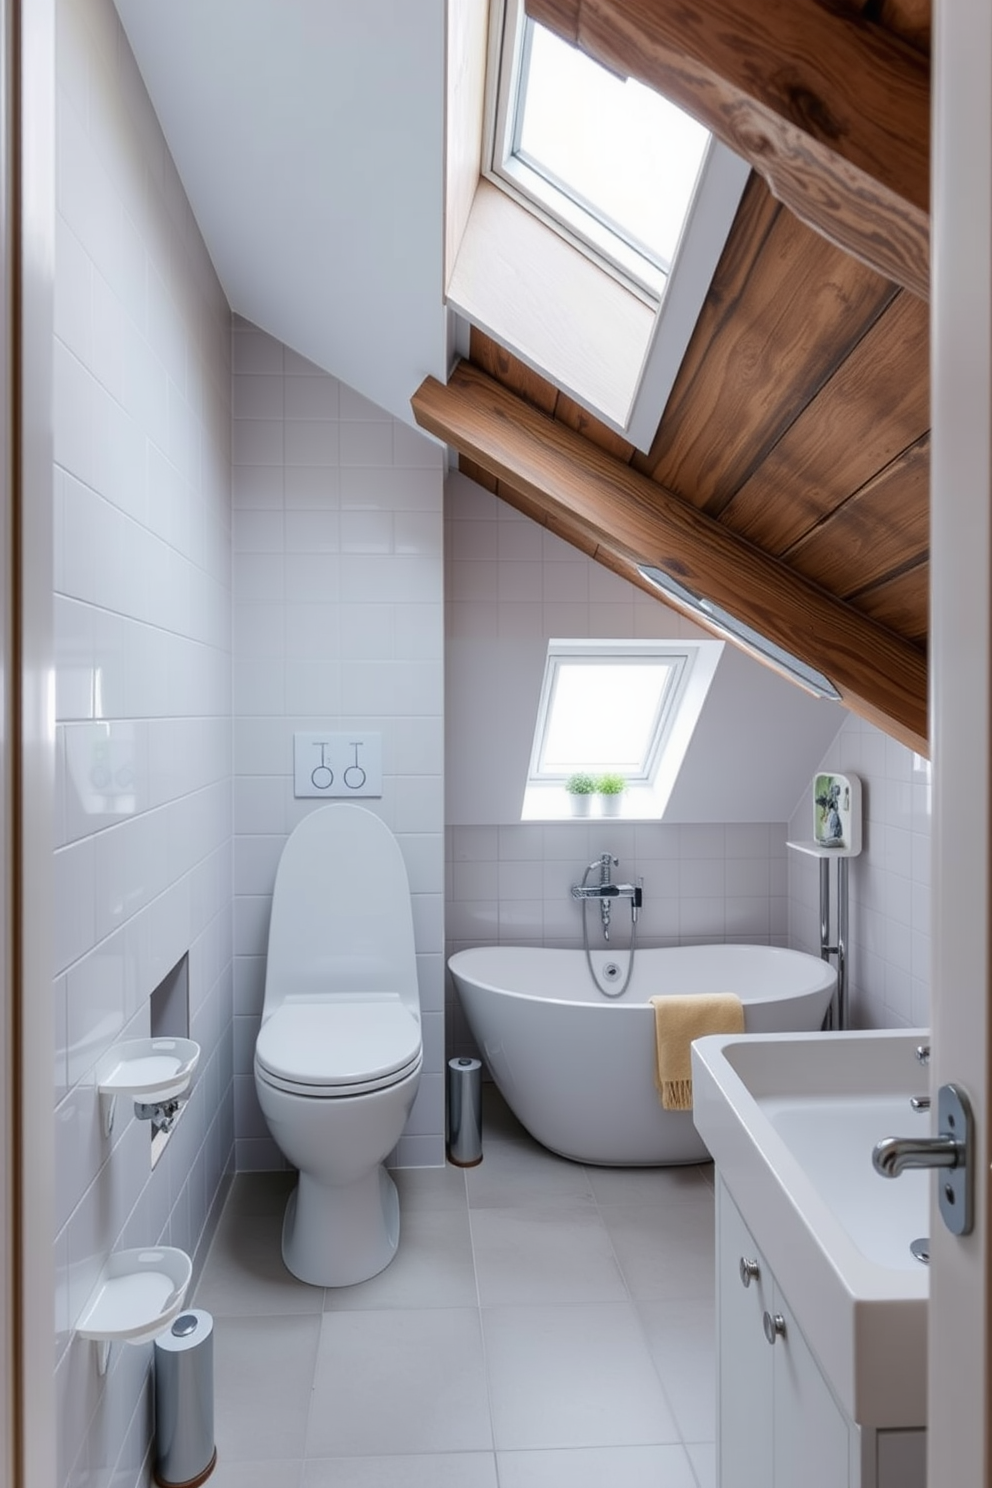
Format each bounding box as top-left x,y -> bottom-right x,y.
522,639 -> 723,820
536,656 -> 680,779
513,21 -> 710,277
489,3 -> 711,299
447,0 -> 748,450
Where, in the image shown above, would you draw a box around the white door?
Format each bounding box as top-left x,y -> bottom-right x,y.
929,2 -> 992,1483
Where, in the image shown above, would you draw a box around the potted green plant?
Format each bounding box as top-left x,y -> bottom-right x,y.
564,772 -> 596,817
596,772 -> 627,816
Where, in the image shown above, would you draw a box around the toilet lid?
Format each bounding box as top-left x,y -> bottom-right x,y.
255,998 -> 422,1092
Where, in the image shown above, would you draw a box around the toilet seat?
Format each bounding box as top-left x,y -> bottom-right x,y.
254,998 -> 422,1098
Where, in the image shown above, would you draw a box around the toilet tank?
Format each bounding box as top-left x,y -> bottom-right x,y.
262,804 -> 420,1017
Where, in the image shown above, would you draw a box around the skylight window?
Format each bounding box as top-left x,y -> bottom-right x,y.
489,4 -> 711,300
522,640 -> 723,820
510,20 -> 710,285
536,656 -> 681,779
445,0 -> 749,450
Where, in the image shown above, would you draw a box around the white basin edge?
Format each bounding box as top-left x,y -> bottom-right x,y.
691,1028 -> 929,1428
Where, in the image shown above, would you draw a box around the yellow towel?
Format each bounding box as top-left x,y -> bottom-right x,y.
649,994 -> 745,1111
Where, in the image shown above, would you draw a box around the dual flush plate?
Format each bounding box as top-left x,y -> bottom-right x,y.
293,732 -> 382,799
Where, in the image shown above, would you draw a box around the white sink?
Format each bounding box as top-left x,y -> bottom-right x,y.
692,1029 -> 930,1429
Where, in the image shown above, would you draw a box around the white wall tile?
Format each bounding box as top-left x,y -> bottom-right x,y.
285,417 -> 339,467
341,509 -> 393,553
284,551 -> 339,600
232,417 -> 284,467
285,373 -> 339,420
230,346 -> 445,1169
233,462 -> 284,509
284,463 -> 339,509
392,420 -> 445,469
340,419 -> 393,467
53,5 -> 234,1482
285,509 -> 340,553
231,325 -> 285,374
233,508 -> 284,556
233,372 -> 284,420
787,716 -> 931,1029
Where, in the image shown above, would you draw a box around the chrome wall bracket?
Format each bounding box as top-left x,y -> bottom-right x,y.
818,854 -> 849,1029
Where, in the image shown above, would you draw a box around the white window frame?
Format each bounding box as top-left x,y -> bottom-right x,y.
484,0 -> 674,303
521,638 -> 724,820
447,0 -> 751,452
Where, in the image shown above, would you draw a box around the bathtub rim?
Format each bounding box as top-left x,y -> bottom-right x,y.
448,941 -> 837,1010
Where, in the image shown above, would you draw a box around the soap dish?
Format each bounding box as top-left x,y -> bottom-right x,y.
76,1246 -> 192,1374
96,1038 -> 200,1136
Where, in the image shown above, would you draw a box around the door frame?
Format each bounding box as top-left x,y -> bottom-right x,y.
929,1 -> 992,1483
8,0 -> 56,1483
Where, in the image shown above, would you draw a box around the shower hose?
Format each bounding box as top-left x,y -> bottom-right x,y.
577,860 -> 639,999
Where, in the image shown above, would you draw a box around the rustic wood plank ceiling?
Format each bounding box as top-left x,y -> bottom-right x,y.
415,0 -> 931,751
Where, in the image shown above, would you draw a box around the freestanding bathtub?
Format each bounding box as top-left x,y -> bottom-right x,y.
448,944 -> 836,1165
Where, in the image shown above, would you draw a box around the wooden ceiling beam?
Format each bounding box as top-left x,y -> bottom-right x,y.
414,360 -> 928,753
525,0 -> 930,300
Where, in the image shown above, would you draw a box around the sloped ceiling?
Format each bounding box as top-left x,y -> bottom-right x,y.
113,0 -> 448,426
413,0 -> 932,754
116,0 -> 932,754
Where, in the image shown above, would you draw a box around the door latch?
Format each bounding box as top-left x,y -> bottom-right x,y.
872,1082 -> 974,1236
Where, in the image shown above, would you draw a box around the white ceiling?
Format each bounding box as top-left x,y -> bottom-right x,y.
113,0 -> 449,427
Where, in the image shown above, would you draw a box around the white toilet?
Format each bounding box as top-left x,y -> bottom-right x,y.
254,804 -> 423,1287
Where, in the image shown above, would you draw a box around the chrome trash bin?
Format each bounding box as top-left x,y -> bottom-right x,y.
447,1056 -> 483,1166
154,1308 -> 217,1487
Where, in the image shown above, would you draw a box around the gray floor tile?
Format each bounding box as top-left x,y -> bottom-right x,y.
207,1460 -> 303,1488
602,1198 -> 716,1301
390,1162 -> 469,1211
639,1298 -> 717,1443
213,1313 -> 321,1462
687,1440 -> 717,1488
483,1302 -> 680,1451
323,1207 -> 477,1311
222,1169 -> 296,1217
496,1444 -> 700,1487
471,1203 -> 627,1306
195,1210 -> 325,1315
209,1127 -> 719,1482
465,1140 -> 595,1210
303,1452 -> 499,1486
306,1307 -> 493,1457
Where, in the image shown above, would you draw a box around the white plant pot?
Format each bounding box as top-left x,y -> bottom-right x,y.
599,794 -> 624,816
568,794 -> 592,817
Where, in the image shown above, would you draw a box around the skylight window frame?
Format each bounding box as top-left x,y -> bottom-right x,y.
483,0 -> 699,305
521,638 -> 724,821
529,644 -> 687,786
446,0 -> 750,452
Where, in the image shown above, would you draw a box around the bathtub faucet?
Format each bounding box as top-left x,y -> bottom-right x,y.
571,854 -> 643,940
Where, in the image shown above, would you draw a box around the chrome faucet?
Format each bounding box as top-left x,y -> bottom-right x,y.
570,853 -> 643,940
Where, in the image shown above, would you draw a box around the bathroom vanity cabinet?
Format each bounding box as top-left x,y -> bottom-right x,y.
717,1180 -> 926,1488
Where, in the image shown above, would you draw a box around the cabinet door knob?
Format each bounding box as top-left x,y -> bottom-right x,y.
763,1310 -> 786,1345
739,1256 -> 760,1288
